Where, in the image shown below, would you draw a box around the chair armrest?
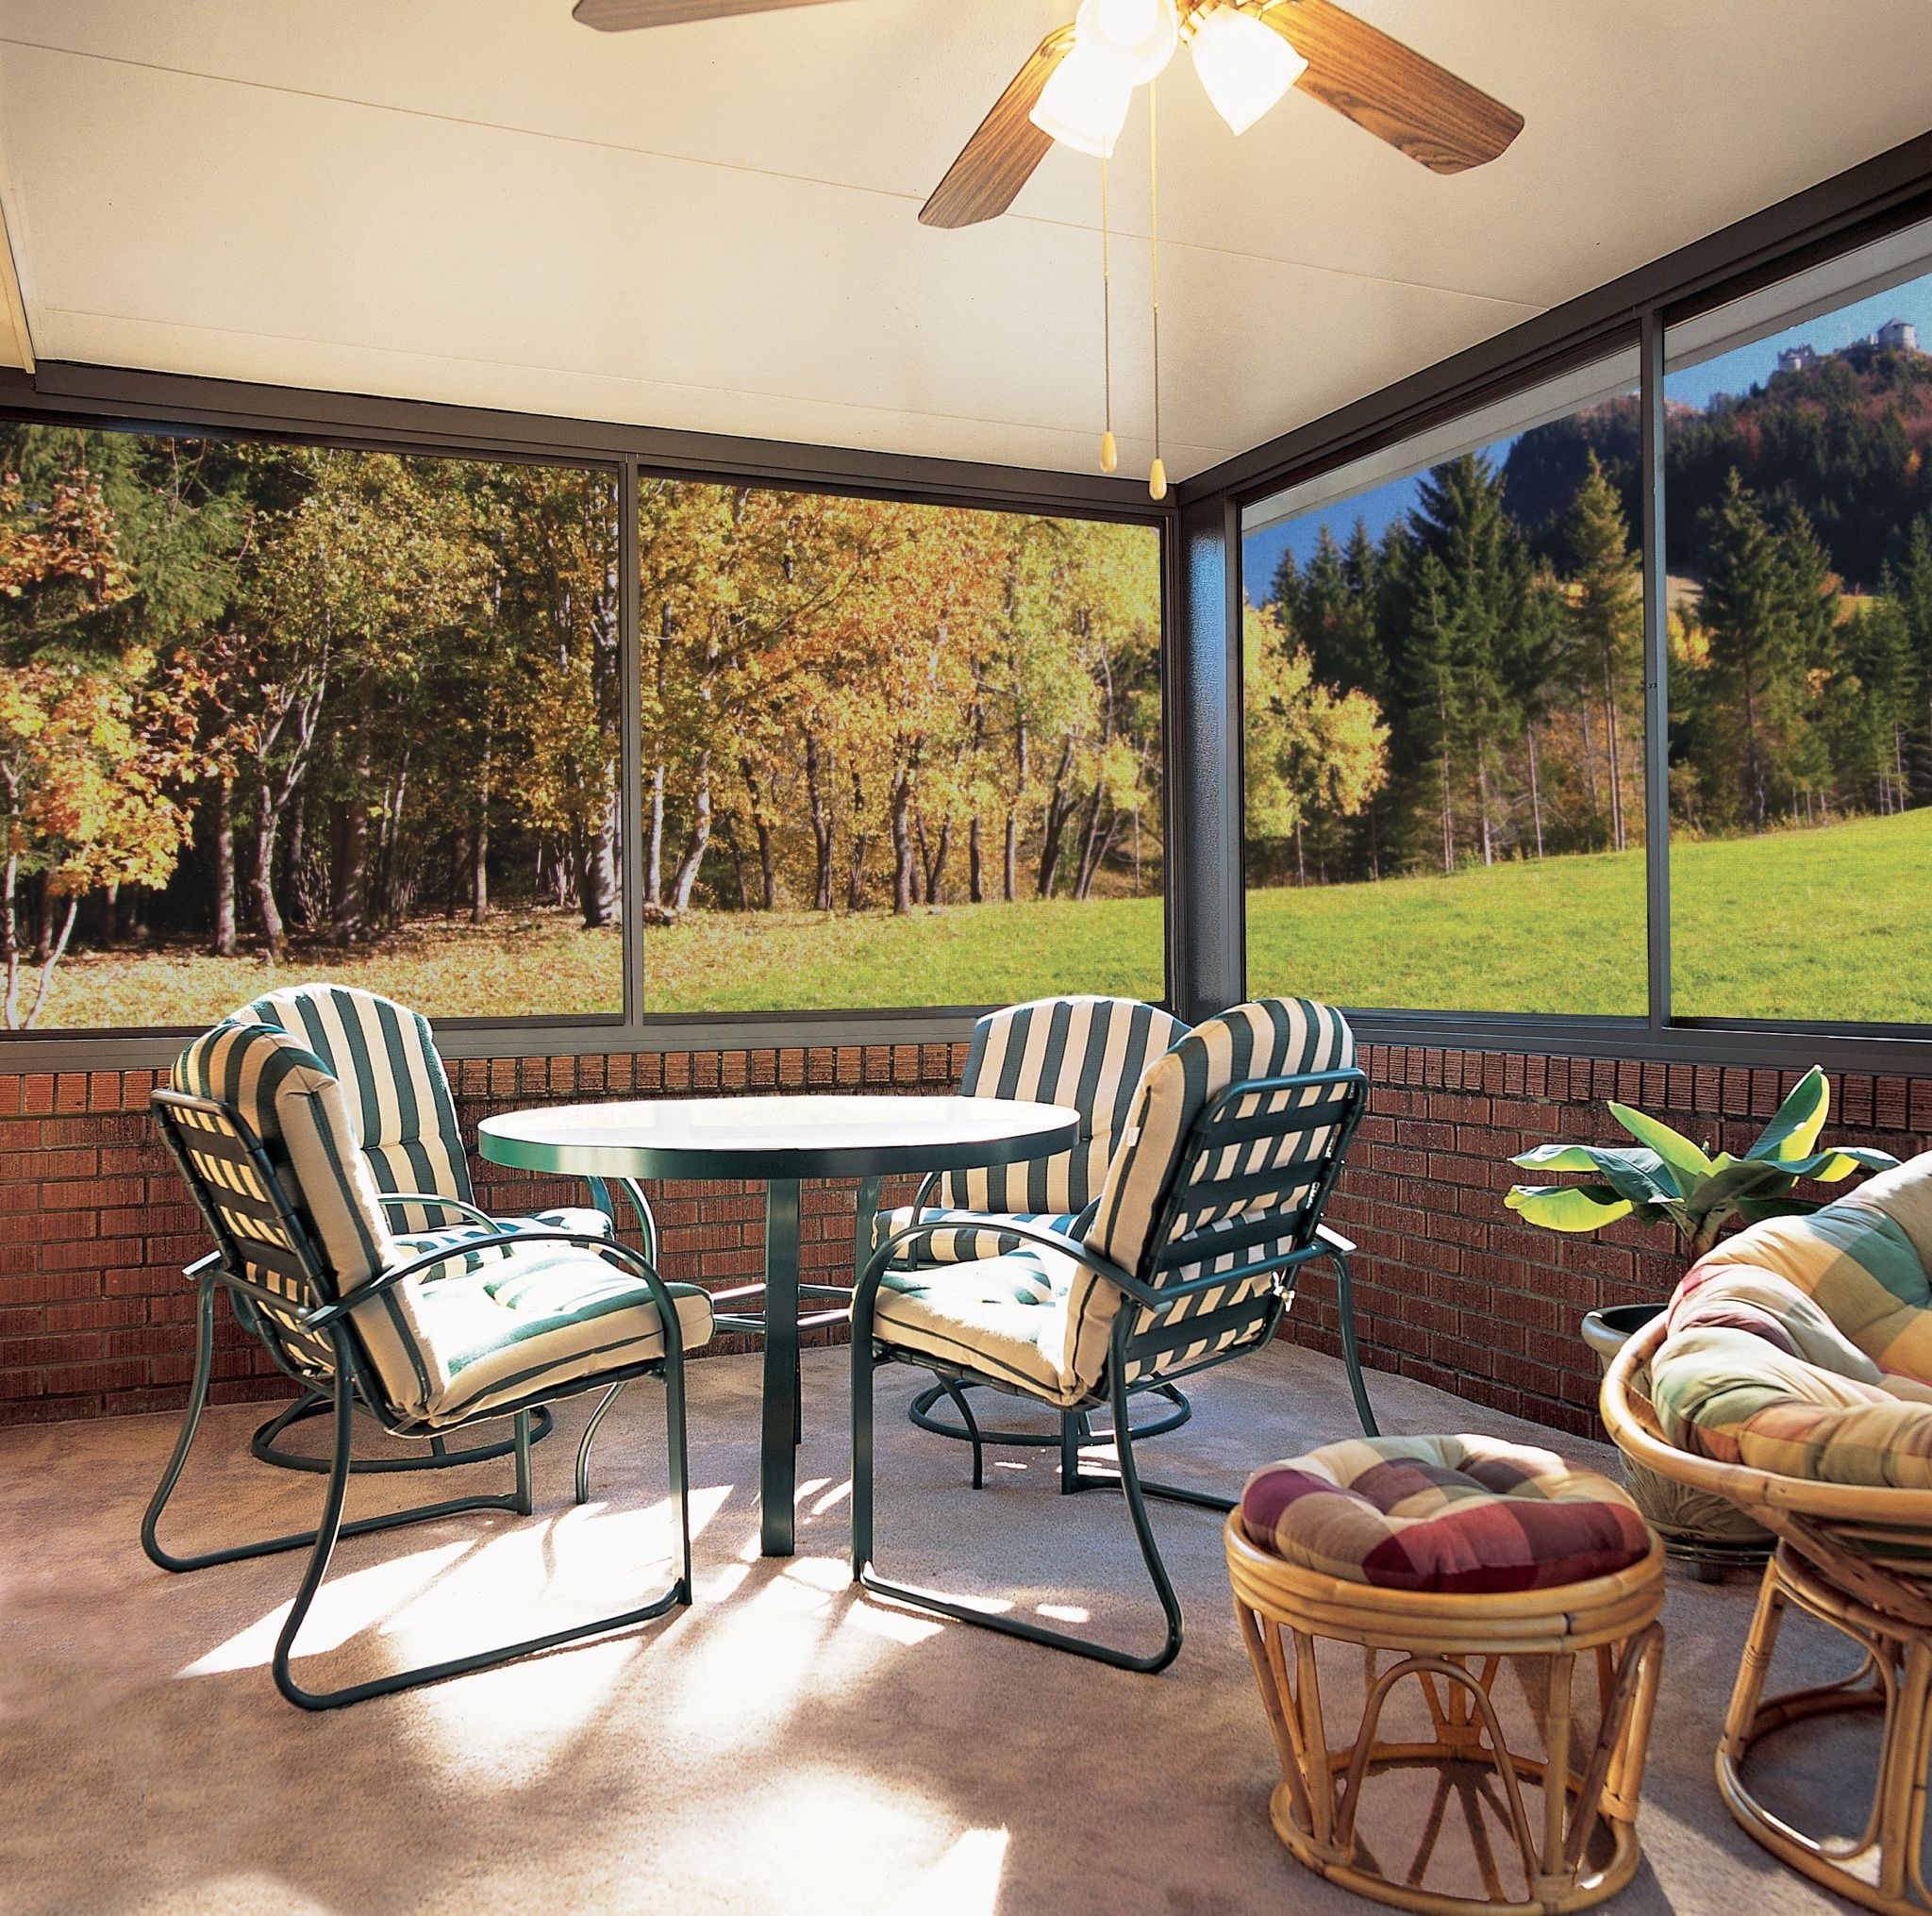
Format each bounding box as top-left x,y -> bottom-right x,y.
302,1230 -> 674,1332
379,1191 -> 498,1228
1316,1223 -> 1357,1258
858,1214 -> 1154,1319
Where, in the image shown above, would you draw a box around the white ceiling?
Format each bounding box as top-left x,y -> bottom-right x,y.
1,0 -> 1929,482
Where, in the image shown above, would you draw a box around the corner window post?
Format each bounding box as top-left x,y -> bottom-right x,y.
1168,492 -> 1245,1025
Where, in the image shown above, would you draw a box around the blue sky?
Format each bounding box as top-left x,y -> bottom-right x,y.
1241,265 -> 1932,606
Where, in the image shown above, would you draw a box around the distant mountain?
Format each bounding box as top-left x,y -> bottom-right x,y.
1498,344 -> 1932,589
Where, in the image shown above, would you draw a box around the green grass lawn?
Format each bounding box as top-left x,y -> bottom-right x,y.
31,809 -> 1931,1029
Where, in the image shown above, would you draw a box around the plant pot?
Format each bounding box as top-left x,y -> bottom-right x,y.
1581,1303 -> 1774,1582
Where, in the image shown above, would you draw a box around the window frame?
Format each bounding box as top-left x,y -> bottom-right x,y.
0,376 -> 1177,1068
1208,132 -> 1932,1074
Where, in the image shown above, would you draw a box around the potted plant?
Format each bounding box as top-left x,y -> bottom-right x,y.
1506,1066 -> 1899,1577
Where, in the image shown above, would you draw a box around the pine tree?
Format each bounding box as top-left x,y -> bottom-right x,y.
1566,453 -> 1643,850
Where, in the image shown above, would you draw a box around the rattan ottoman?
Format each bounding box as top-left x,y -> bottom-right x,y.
1225,1435 -> 1666,1916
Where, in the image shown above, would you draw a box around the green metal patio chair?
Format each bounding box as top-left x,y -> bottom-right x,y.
144,1016 -> 711,1710
225,983 -> 650,1478
868,993 -> 1202,1477
852,997 -> 1374,1673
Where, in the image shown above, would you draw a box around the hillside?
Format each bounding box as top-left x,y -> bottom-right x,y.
1500,344 -> 1932,588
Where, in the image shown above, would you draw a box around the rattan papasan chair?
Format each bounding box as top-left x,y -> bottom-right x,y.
1601,1152 -> 1932,1914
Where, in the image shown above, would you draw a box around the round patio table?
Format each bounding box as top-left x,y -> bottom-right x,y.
477,1093 -> 1080,1557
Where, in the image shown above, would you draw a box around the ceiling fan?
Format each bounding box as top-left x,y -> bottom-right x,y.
572,0 -> 1524,227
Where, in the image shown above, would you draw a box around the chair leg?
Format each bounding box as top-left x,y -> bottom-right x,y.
575,1380 -> 627,1505
1331,1247 -> 1380,1438
855,1358 -> 1187,1674
146,1299 -> 692,1711
933,1377 -> 986,1489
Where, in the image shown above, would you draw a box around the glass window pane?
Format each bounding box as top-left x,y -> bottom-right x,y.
0,428 -> 623,1029
1665,221 -> 1932,1024
637,484 -> 1164,1011
1241,352 -> 1646,1014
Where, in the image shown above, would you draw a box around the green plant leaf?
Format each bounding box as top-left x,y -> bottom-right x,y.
1777,1145 -> 1903,1185
1510,1142 -> 1660,1175
1746,1066 -> 1831,1165
1506,1183 -> 1635,1232
1733,1196 -> 1825,1225
1686,1157 -> 1796,1214
1605,1102 -> 1713,1198
1509,1143 -> 1606,1173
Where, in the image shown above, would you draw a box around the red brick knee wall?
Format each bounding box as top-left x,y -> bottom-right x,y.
2,1041 -> 1926,1437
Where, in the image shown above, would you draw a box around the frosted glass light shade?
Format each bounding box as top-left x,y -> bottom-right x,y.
1030,40 -> 1135,157
1078,0 -> 1178,87
1190,7 -> 1307,134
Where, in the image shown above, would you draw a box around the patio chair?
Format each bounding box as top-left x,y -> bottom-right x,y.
868,994 -> 1224,1476
143,1016 -> 712,1710
227,984 -> 645,1479
852,997 -> 1374,1672
1600,1153 -> 1932,1916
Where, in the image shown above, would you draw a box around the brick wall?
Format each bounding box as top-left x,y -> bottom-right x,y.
3,1039 -> 1927,1437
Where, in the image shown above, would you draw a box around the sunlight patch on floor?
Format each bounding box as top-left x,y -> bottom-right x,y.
175,1541 -> 472,1675
136,1874 -> 341,1916
871,1828 -> 1010,1916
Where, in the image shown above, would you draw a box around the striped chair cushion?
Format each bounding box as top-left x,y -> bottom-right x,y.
230,984 -> 472,1233
867,998 -> 1357,1408
413,1243 -> 714,1426
1058,998 -> 1356,1393
174,1020 -> 708,1427
1652,1152 -> 1932,1488
874,1243 -> 1083,1404
874,1206 -> 1082,1268
1239,1435 -> 1651,1594
392,1207 -> 622,1275
889,997 -> 1188,1272
174,1018 -> 424,1408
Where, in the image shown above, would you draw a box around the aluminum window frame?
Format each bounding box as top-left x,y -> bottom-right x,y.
0,373 -> 1176,1068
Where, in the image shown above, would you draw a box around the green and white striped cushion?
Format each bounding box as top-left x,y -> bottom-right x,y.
941,996 -> 1191,1219
230,985 -> 471,1234
173,1019 -> 432,1413
868,1000 -> 1355,1408
874,1205 -> 1082,1268
173,1019 -> 710,1429
882,996 -> 1186,1274
415,1243 -> 715,1425
1059,998 -> 1356,1392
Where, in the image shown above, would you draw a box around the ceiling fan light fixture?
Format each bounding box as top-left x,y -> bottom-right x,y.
1079,0 -> 1177,87
1029,39 -> 1135,157
1190,6 -> 1307,135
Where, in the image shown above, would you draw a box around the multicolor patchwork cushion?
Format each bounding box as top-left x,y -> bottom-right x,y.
1239,1435 -> 1652,1594
1651,1152 -> 1932,1489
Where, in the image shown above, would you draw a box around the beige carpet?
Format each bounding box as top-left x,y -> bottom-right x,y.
0,1343 -> 1900,1916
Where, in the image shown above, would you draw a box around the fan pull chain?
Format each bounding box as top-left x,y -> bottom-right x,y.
1100,157 -> 1117,475
1148,78 -> 1166,502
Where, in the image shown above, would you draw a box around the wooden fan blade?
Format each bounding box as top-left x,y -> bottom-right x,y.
1261,0 -> 1523,174
920,26 -> 1074,229
573,0 -> 850,31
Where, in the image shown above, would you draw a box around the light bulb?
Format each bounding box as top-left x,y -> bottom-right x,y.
1148,458 -> 1168,501
1076,0 -> 1177,88
1100,430 -> 1119,474
1030,39 -> 1134,158
1190,6 -> 1307,135
1096,0 -> 1159,43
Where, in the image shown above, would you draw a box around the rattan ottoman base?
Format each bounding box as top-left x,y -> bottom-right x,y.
1226,1518 -> 1666,1916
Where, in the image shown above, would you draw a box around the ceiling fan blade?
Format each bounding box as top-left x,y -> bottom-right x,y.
1261,0 -> 1523,174
919,27 -> 1074,229
573,0 -> 850,31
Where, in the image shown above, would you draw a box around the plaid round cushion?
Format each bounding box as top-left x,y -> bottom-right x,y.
1239,1434 -> 1652,1594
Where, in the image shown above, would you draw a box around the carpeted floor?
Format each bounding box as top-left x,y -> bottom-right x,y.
0,1343 -> 1900,1915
